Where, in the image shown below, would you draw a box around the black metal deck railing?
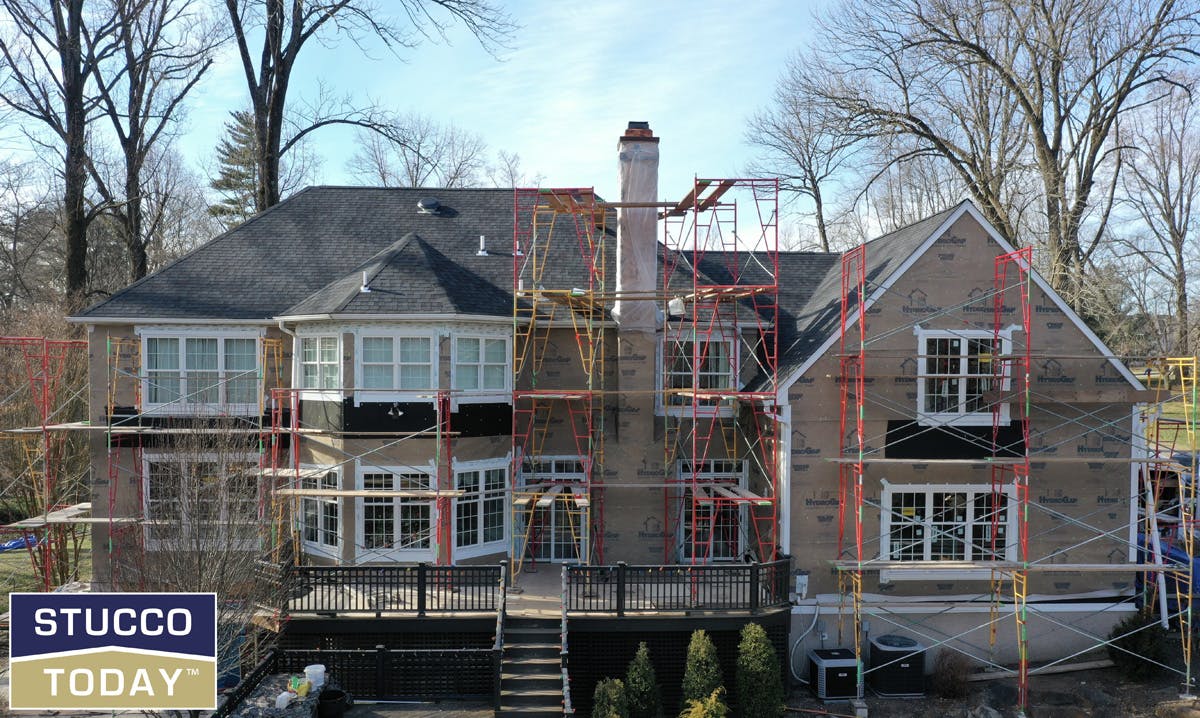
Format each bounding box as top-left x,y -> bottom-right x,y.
284,563 -> 503,616
565,558 -> 791,615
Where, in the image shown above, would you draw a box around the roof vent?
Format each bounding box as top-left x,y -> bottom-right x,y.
417,197 -> 441,214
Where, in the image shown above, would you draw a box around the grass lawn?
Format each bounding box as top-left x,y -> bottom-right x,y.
0,529 -> 92,615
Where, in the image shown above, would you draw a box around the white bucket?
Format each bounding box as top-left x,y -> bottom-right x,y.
304,664 -> 326,689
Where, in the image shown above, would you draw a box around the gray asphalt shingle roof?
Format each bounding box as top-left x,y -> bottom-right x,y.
75,186 -> 968,386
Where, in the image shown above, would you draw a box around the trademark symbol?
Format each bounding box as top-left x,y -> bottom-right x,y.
186,668 -> 201,677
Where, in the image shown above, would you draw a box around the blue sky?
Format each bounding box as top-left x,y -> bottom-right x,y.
178,0 -> 827,202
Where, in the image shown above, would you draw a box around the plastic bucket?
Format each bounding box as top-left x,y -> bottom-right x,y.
304,664 -> 326,689
317,688 -> 348,718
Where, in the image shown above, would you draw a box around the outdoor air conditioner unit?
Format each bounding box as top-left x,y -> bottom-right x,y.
868,634 -> 926,697
808,648 -> 861,700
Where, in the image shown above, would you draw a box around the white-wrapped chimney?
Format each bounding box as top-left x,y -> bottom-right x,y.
611,121 -> 659,330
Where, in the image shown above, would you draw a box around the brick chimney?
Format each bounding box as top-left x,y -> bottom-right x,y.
611,121 -> 659,330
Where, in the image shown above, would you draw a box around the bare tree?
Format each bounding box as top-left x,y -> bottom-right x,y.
485,149 -> 543,188
0,161 -> 61,308
798,0 -> 1199,307
87,0 -> 218,283
747,54 -> 859,252
1116,82 -> 1200,354
346,113 -> 488,187
221,0 -> 513,213
0,0 -> 120,309
133,418 -> 284,678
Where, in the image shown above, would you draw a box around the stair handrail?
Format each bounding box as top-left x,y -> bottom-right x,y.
561,563 -> 574,714
493,560 -> 507,714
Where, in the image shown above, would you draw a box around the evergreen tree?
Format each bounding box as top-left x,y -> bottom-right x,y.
682,630 -> 723,706
593,677 -> 629,718
734,623 -> 784,717
208,110 -> 259,227
625,641 -> 662,718
679,688 -> 729,718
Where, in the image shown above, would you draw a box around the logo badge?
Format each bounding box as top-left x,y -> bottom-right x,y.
9,592 -> 217,711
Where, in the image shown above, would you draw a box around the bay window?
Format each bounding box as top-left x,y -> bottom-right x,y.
357,470 -> 433,560
455,464 -> 507,553
300,468 -> 339,553
299,336 -> 340,390
358,335 -> 435,393
453,337 -> 508,393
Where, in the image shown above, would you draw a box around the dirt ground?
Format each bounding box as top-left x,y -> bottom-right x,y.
787,666 -> 1200,718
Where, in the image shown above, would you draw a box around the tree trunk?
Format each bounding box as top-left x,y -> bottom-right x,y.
61,0 -> 89,310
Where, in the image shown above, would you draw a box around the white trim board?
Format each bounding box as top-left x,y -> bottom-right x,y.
777,201 -> 1145,398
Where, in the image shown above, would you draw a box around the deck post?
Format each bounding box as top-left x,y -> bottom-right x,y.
417,562 -> 428,617
616,561 -> 627,617
750,562 -> 760,613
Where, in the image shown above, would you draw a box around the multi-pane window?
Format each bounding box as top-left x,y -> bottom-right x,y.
454,337 -> 507,391
300,337 -> 339,390
885,487 -> 1011,562
679,460 -> 745,561
143,335 -> 259,408
664,339 -> 736,407
145,458 -> 258,545
360,471 -> 432,555
919,333 -> 1003,421
519,457 -> 586,562
456,466 -> 506,550
360,336 -> 432,390
301,470 -> 339,549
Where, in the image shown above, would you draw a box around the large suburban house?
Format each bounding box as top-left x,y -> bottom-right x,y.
71,123 -> 1154,707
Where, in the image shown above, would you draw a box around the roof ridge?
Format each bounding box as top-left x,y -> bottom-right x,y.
329,233 -> 418,314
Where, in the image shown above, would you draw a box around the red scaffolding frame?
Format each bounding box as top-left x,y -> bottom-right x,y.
660,178 -> 781,564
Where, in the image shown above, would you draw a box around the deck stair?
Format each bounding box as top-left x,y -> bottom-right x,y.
499,615 -> 565,716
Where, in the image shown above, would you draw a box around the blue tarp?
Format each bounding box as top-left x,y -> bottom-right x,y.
0,535 -> 36,553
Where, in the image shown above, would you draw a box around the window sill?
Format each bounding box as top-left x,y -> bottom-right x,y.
916,411 -> 1008,428
297,390 -> 343,402
353,390 -> 437,406
881,567 -> 1010,582
454,540 -> 508,560
142,403 -> 260,416
301,542 -> 341,560
658,405 -> 735,419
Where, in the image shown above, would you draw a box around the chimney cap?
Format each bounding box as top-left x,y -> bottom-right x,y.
621,121 -> 658,142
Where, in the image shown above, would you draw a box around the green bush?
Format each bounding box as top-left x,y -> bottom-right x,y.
734,623 -> 783,717
678,688 -> 729,718
1107,608 -> 1169,681
625,641 -> 662,718
593,677 -> 630,718
682,630 -> 723,705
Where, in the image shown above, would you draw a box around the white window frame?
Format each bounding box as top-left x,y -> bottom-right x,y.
658,331 -> 740,417
517,455 -> 589,563
142,453 -> 261,550
451,335 -> 510,401
915,327 -> 1013,427
297,465 -> 341,559
296,335 -> 341,399
453,458 -> 509,559
353,330 -> 439,404
139,329 -> 262,415
353,464 -> 436,563
676,459 -> 748,562
879,481 -> 1017,582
